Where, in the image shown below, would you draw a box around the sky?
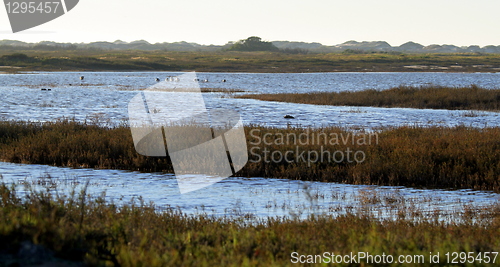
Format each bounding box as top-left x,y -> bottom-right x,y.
1,0 -> 499,47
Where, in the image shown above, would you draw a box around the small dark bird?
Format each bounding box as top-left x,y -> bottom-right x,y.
47,88 -> 51,91
41,88 -> 47,91
284,115 -> 295,119
80,76 -> 84,80
155,78 -> 160,82
222,79 -> 227,82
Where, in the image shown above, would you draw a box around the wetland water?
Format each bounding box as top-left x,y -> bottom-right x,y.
1,71 -> 500,219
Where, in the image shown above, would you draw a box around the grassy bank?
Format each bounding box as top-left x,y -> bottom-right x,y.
0,181 -> 499,266
2,51 -> 500,72
1,120 -> 500,192
238,85 -> 500,111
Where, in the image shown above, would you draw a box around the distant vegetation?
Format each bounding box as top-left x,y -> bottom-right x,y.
1,120 -> 500,192
238,85 -> 500,111
1,37 -> 500,72
226,36 -> 280,52
226,37 -> 307,54
1,51 -> 500,72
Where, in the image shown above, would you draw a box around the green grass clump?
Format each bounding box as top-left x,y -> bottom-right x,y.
243,125 -> 500,192
1,181 -> 500,266
0,120 -> 173,172
238,85 -> 500,111
1,120 -> 500,192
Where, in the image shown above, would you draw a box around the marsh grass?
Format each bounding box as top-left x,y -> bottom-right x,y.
242,125 -> 500,192
0,120 -> 174,172
238,85 -> 500,111
199,88 -> 246,93
0,180 -> 500,266
20,83 -> 107,88
460,110 -> 486,117
1,120 -> 500,192
341,107 -> 367,113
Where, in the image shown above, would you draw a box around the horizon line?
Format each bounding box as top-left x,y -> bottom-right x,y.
0,38 -> 498,48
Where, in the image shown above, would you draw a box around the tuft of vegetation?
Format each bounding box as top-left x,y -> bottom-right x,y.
1,120 -> 500,192
226,36 -> 280,52
0,53 -> 33,62
0,181 -> 500,266
238,85 -> 500,111
199,88 -> 246,93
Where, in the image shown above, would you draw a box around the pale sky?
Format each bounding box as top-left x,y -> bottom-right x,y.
1,0 -> 499,47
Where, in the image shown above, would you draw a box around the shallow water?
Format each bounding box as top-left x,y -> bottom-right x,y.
1,72 -> 500,128
1,71 -> 500,220
1,162 -> 498,221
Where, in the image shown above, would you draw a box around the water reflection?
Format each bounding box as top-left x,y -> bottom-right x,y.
2,72 -> 500,220
1,72 -> 500,128
1,162 -> 498,221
